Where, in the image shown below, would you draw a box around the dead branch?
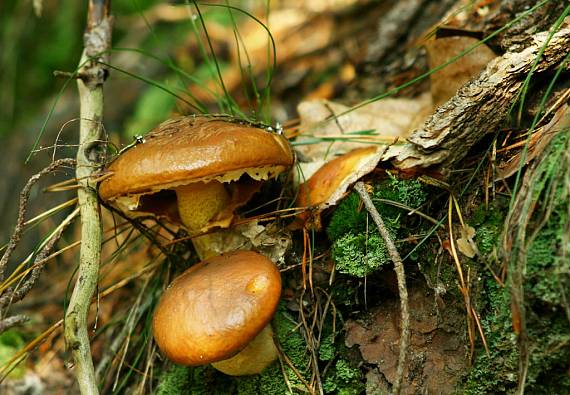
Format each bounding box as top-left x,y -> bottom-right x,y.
63,1 -> 112,394
365,0 -> 426,64
0,157 -> 76,335
0,315 -> 28,333
0,208 -> 79,308
354,182 -> 410,395
386,26 -> 570,170
0,158 -> 75,282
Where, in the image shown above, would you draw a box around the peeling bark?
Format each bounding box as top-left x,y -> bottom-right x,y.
385,26 -> 570,170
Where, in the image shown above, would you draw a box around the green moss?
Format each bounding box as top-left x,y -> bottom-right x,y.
332,231 -> 390,277
156,364 -> 235,395
327,177 -> 428,278
463,132 -> 570,394
463,281 -> 518,395
156,364 -> 191,395
319,333 -> 336,362
327,192 -> 368,241
317,308 -> 365,395
525,204 -> 568,306
473,208 -> 503,256
236,307 -> 311,394
330,278 -> 358,307
323,359 -> 364,395
376,175 -> 427,211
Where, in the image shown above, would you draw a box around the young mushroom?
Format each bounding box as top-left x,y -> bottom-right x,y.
295,146 -> 384,229
152,250 -> 282,376
99,116 -> 294,258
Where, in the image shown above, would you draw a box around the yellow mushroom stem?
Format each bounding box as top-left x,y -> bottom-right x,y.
175,181 -> 230,231
211,325 -> 278,376
175,181 -> 230,259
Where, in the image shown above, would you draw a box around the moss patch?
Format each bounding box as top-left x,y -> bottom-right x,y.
327,175 -> 428,277
322,359 -> 364,395
463,132 -> 570,394
236,307 -> 311,394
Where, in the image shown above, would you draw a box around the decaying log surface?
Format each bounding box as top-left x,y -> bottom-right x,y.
385,25 -> 570,170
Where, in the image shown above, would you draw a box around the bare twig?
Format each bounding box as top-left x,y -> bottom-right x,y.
0,208 -> 79,309
0,158 -> 75,281
354,181 -> 410,395
64,1 -> 112,394
0,158 -> 76,334
0,315 -> 28,333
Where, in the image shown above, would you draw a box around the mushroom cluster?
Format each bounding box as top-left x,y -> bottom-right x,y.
99,116 -> 291,376
99,115 -> 294,258
100,115 -> 384,377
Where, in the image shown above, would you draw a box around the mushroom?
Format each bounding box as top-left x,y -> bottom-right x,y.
152,250 -> 282,376
295,146 -> 384,229
99,116 -> 294,258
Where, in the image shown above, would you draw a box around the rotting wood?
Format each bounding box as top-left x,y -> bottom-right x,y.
63,1 -> 112,394
385,26 -> 570,170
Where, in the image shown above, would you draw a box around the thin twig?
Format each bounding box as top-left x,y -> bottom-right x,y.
0,158 -> 75,281
64,1 -> 112,394
354,181 -> 410,395
0,208 -> 79,309
0,315 -> 29,333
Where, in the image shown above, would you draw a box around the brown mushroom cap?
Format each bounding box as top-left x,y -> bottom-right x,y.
297,146 -> 381,208
152,250 -> 282,366
99,116 -> 294,201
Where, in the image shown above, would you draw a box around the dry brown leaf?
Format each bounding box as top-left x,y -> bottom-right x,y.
192,221 -> 291,265
497,103 -> 570,180
296,92 -> 432,164
456,224 -> 478,258
426,36 -> 496,108
294,147 -> 385,229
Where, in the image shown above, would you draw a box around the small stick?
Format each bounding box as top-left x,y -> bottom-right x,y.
354,181 -> 410,395
64,1 -> 112,394
0,158 -> 75,281
0,208 -> 79,308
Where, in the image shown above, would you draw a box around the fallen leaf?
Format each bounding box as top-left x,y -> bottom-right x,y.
425,36 -> 496,109
497,103 -> 570,180
295,146 -> 385,229
456,224 -> 478,258
296,92 -> 432,163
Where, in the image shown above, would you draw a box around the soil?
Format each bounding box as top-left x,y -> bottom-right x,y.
345,281 -> 467,395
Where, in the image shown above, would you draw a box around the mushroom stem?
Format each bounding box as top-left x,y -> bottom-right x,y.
176,181 -> 230,231
190,233 -> 221,260
176,181 -> 230,259
211,325 -> 278,376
